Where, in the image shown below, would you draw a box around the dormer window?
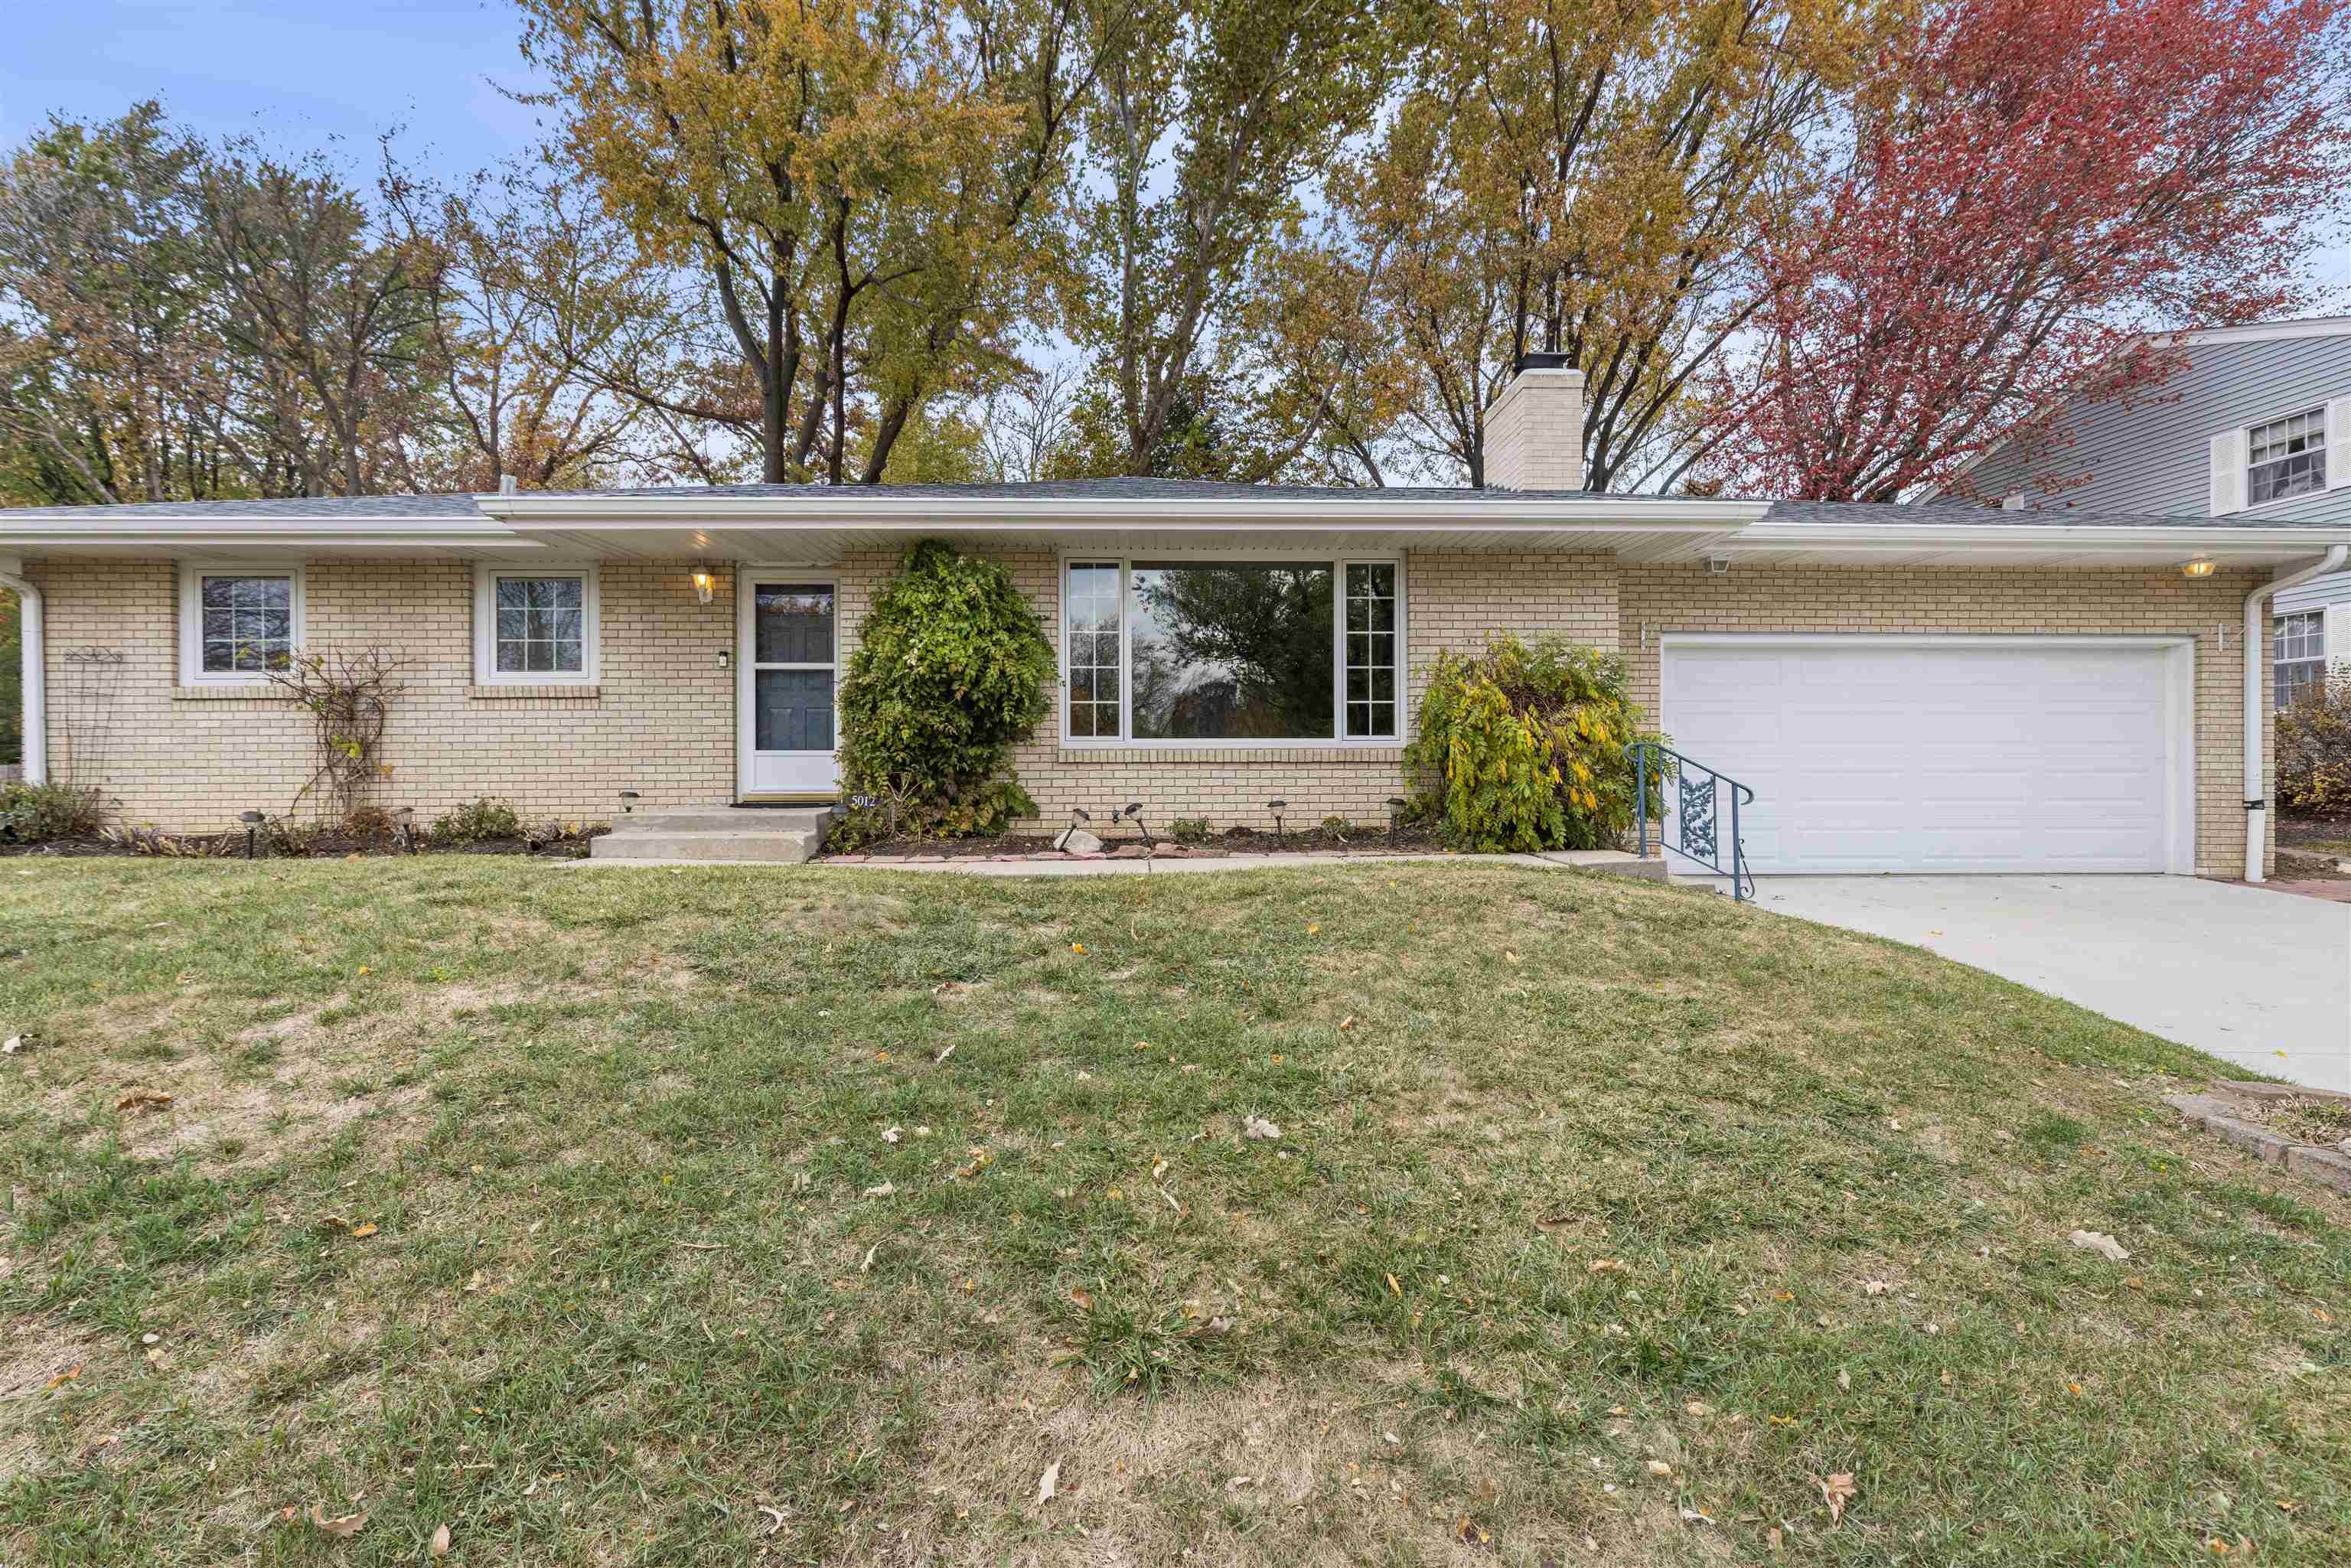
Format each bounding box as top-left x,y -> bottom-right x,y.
2247,407 -> 2326,504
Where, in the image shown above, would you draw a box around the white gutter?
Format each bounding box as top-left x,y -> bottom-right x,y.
0,562 -> 44,786
479,493 -> 1776,528
2244,545 -> 2347,882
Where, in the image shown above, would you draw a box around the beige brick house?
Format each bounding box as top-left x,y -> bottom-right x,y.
1,360 -> 2342,880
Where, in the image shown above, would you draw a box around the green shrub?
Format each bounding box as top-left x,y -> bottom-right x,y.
834,540 -> 1055,843
0,781 -> 108,843
1168,817 -> 1213,844
2280,677 -> 2351,819
1404,636 -> 1661,853
430,797 -> 523,844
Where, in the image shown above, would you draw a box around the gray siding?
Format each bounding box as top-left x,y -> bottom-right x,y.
1954,331 -> 2351,525
2277,569 -> 2351,615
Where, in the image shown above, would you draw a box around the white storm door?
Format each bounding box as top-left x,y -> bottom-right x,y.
739,576 -> 840,797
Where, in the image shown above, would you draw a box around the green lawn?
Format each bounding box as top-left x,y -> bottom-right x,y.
0,858 -> 2344,1566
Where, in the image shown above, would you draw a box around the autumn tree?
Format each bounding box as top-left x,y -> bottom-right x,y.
1698,0 -> 2351,502
384,164 -> 733,490
0,105 -> 224,505
1058,0 -> 1394,479
517,0 -> 1101,484
187,139 -> 447,497
1308,0 -> 1875,490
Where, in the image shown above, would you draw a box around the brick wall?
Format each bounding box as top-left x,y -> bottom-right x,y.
24,552 -> 2276,875
30,559 -> 736,832
1618,562 -> 2272,878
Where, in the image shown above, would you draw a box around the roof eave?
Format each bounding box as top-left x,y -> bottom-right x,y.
477,494 -> 1776,528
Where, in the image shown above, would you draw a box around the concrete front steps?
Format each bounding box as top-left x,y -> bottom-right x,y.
589,806 -> 836,864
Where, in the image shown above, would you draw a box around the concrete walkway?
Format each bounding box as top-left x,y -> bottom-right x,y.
567,848 -> 1655,879
1743,876 -> 2351,1094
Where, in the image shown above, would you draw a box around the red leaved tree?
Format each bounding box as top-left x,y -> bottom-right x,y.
1695,0 -> 2351,502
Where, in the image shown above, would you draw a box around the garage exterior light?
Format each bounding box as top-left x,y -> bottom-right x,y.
2181,558 -> 2216,578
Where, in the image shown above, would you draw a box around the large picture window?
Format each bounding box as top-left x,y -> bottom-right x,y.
1062,557 -> 1401,743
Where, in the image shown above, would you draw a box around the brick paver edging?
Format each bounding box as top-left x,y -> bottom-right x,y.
2165,1084 -> 2351,1195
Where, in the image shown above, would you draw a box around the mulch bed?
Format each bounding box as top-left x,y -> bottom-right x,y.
0,827 -> 605,860
827,823 -> 1453,862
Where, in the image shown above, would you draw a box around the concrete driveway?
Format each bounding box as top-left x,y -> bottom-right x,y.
1744,876 -> 2351,1094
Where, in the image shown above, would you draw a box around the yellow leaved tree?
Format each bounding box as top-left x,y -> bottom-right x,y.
517,0 -> 1098,483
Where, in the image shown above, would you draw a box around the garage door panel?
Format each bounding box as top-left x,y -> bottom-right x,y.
1661,641 -> 2181,875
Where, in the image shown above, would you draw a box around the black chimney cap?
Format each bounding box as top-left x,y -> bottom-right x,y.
1516,351 -> 1573,373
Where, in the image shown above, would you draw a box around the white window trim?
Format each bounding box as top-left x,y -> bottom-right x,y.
178,562 -> 305,686
2222,400 -> 2351,517
2274,608 -> 2327,709
1055,549 -> 1406,749
472,562 -> 600,685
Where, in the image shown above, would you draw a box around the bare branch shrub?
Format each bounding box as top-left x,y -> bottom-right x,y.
262,648 -> 410,819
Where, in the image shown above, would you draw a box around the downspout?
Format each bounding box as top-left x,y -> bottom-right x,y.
2244,544 -> 2346,882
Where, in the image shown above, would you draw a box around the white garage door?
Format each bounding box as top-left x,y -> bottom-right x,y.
1659,638 -> 2189,875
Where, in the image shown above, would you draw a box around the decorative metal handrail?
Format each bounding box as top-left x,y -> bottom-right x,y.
1626,742 -> 1756,902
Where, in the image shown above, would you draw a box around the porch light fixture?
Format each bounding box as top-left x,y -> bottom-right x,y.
618,790 -> 639,814
2181,558 -> 2216,579
691,568 -> 716,604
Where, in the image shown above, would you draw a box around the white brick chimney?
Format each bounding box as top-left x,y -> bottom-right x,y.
1485,352 -> 1584,491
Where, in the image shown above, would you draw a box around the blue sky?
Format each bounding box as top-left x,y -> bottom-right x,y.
0,1 -> 549,177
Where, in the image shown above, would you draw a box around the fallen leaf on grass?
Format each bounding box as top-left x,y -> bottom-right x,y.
882,1126 -> 902,1144
1587,1259 -> 1626,1274
2069,1230 -> 2131,1263
45,1362 -> 83,1390
1068,1286 -> 1094,1311
429,1523 -> 452,1557
1337,1015 -> 1354,1031
462,1270 -> 485,1293
308,1504 -> 368,1538
1819,1472 -> 1857,1525
863,1181 -> 896,1198
1,1035 -> 22,1055
1036,1457 -> 1062,1505
350,1223 -> 377,1239
1645,1460 -> 1672,1477
1860,1280 -> 1887,1296
115,1090 -> 172,1113
1244,1116 -> 1281,1141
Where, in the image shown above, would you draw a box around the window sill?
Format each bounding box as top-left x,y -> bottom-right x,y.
470,683 -> 602,700
1055,745 -> 1404,765
172,684 -> 284,701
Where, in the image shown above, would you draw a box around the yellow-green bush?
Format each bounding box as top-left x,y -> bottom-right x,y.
1404,637 -> 1661,852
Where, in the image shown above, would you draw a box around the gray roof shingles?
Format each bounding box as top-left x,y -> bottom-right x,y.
0,478 -> 2326,529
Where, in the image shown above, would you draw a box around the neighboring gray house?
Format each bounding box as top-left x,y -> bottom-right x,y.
1945,316 -> 2351,710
